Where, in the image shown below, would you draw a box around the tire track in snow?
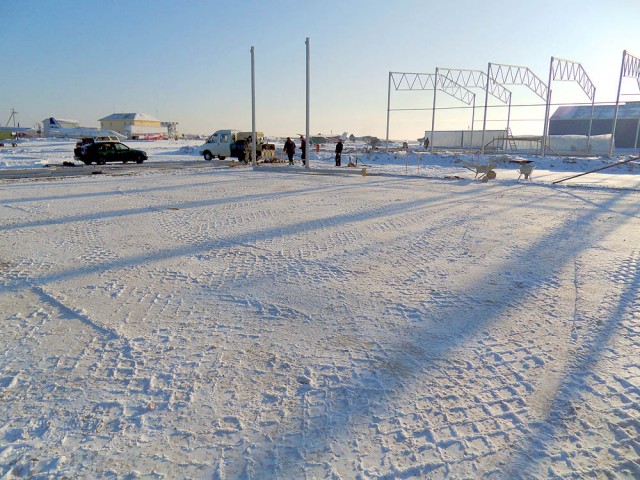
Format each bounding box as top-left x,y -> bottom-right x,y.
503,250 -> 640,478
2,171 -> 640,477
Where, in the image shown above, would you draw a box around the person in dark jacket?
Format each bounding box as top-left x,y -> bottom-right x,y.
335,139 -> 343,166
299,135 -> 306,165
236,140 -> 247,163
284,137 -> 296,164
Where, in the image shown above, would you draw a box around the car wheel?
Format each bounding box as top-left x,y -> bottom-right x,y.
98,157 -> 107,165
122,159 -> 129,164
83,160 -> 92,165
218,155 -> 226,160
203,151 -> 213,161
136,158 -> 144,164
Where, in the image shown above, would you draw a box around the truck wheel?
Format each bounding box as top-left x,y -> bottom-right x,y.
218,156 -> 226,160
203,151 -> 213,161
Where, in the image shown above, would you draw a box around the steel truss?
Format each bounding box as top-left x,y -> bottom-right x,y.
386,71 -> 476,151
622,51 -> 640,90
441,69 -> 514,153
386,50 -> 635,157
388,72 -> 474,104
439,69 -> 512,104
542,57 -> 597,157
489,63 -> 548,100
611,50 -> 640,155
550,57 -> 596,100
481,63 -> 549,153
391,72 -> 436,91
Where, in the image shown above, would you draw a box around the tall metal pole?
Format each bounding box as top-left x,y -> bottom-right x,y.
542,57 -> 554,158
250,46 -> 257,167
587,93 -> 595,153
610,50 -> 627,157
506,94 -> 512,150
305,37 -> 310,169
386,72 -> 391,153
429,67 -> 438,153
481,63 -> 491,155
469,95 -> 475,151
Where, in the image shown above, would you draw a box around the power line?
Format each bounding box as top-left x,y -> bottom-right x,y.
389,99 -> 638,113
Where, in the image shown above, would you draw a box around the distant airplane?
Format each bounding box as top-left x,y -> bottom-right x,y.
348,133 -> 380,146
45,117 -> 127,140
143,133 -> 165,141
0,126 -> 32,137
310,132 -> 348,144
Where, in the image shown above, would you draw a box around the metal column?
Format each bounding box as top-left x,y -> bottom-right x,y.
430,68 -> 438,153
250,46 -> 257,167
469,96 -> 475,151
305,38 -> 310,169
542,57 -> 554,158
610,50 -> 627,157
481,63 -> 491,155
505,95 -> 512,150
587,95 -> 595,152
385,72 -> 391,153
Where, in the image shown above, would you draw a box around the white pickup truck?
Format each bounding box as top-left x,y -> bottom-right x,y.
200,129 -> 275,163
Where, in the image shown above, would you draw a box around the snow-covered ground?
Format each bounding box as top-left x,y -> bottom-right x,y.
1,138 -> 640,189
1,140 -> 639,479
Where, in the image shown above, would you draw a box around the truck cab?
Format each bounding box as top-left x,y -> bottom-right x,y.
200,129 -> 239,161
200,129 -> 272,163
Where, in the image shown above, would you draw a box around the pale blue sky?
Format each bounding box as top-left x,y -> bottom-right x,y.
1,0 -> 639,139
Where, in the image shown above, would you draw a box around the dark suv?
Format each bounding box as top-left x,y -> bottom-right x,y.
74,141 -> 147,165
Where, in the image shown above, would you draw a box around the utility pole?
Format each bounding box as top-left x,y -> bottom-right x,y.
6,109 -> 18,127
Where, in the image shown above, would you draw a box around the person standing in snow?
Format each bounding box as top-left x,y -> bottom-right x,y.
335,139 -> 343,166
299,135 -> 306,166
284,137 -> 296,165
424,137 -> 430,150
236,139 -> 247,163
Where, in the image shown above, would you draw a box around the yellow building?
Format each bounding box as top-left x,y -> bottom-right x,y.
99,113 -> 169,139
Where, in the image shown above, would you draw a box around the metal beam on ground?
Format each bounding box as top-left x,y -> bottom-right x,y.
552,156 -> 639,184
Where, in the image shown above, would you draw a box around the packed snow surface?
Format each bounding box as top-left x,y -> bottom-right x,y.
0,139 -> 639,478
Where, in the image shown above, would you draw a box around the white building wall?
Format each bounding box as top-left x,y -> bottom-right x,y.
424,130 -> 507,149
125,124 -> 168,138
